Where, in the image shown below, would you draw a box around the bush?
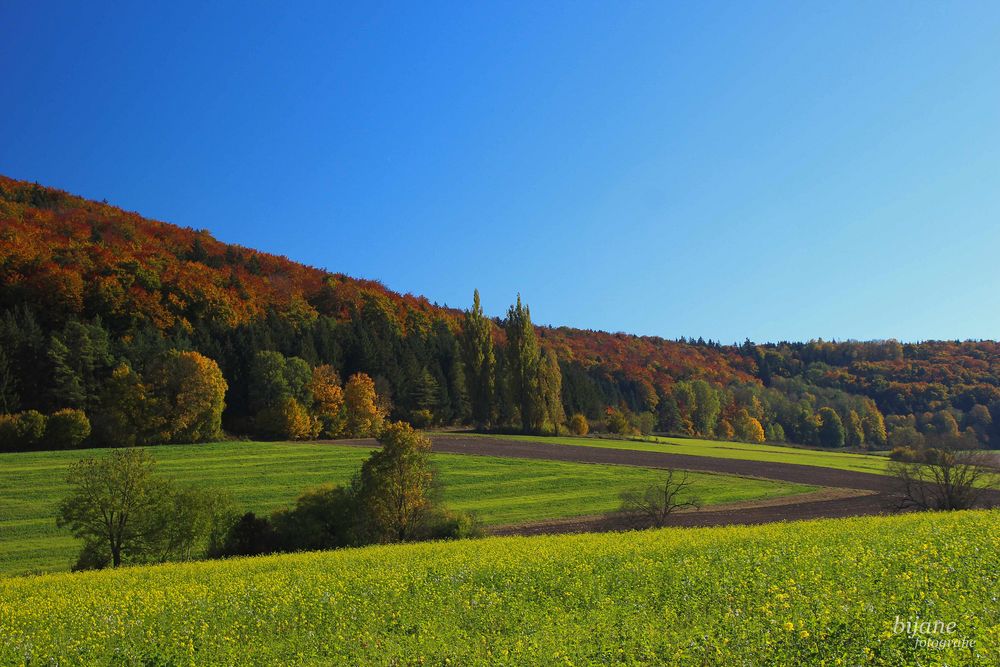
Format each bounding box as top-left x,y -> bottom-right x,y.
421,509 -> 483,540
213,512 -> 280,557
568,413 -> 589,436
889,446 -> 919,462
409,409 -> 435,429
605,407 -> 634,436
272,484 -> 356,551
0,410 -> 47,451
44,409 -> 91,449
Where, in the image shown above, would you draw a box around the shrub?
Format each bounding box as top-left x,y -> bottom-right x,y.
0,410 -> 47,451
605,407 -> 634,435
421,509 -> 483,540
409,409 -> 435,429
213,512 -> 280,557
889,446 -> 919,462
272,484 -> 356,551
568,413 -> 589,436
44,409 -> 91,449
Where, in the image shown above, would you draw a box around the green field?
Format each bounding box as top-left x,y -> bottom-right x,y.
0,441 -> 810,577
460,432 -> 893,475
1,510 -> 995,665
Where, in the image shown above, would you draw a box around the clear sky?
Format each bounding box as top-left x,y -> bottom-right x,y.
3,2 -> 999,344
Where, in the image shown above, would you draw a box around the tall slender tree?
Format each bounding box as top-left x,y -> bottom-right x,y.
539,348 -> 565,434
503,295 -> 542,432
461,290 -> 495,429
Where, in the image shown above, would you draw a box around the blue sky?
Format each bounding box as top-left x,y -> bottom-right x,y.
3,2 -> 1000,343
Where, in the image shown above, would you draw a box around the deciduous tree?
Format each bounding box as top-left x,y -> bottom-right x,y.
344,373 -> 385,437
354,422 -> 434,542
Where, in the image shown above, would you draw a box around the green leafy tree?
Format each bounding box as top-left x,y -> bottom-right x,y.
932,410 -> 960,438
765,422 -> 786,442
671,382 -> 697,435
56,448 -> 166,568
461,289 -> 496,429
690,380 -> 721,436
248,351 -> 291,414
817,407 -> 846,448
271,484 -> 356,551
354,422 -> 434,542
48,336 -> 85,409
57,448 -> 231,569
0,410 -> 47,451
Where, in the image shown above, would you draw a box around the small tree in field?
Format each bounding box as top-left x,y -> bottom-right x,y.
57,448 -> 165,568
354,421 -> 434,542
889,434 -> 998,510
57,448 -> 231,568
620,469 -> 700,528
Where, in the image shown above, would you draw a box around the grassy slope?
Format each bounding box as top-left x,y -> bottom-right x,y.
1,511 -> 996,666
461,432 -> 892,475
0,441 -> 810,577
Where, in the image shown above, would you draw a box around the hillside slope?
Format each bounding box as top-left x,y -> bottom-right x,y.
2,175 -> 999,447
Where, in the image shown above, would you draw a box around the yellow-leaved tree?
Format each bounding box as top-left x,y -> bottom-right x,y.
309,364 -> 346,437
344,373 -> 385,438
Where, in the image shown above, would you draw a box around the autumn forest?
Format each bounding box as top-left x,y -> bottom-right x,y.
1,175 -> 998,453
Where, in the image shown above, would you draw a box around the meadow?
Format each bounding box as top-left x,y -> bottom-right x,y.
0,441 -> 809,577
0,510 -> 995,665
464,432 -> 893,475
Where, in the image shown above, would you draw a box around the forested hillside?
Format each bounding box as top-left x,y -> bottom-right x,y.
1,175 -> 998,450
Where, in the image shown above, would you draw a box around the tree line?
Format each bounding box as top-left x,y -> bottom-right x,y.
0,292 -> 896,451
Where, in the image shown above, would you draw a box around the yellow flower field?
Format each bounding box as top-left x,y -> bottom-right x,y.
1,511 -> 997,665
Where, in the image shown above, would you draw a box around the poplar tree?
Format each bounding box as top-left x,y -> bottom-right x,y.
503,295 -> 542,432
539,348 -> 565,434
461,290 -> 495,429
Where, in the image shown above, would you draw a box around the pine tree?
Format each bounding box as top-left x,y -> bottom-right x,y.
460,290 -> 496,429
48,336 -> 85,409
0,348 -> 17,413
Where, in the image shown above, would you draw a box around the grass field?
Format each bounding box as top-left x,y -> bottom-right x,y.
462,432 -> 893,475
1,510 -> 995,666
0,441 -> 811,577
